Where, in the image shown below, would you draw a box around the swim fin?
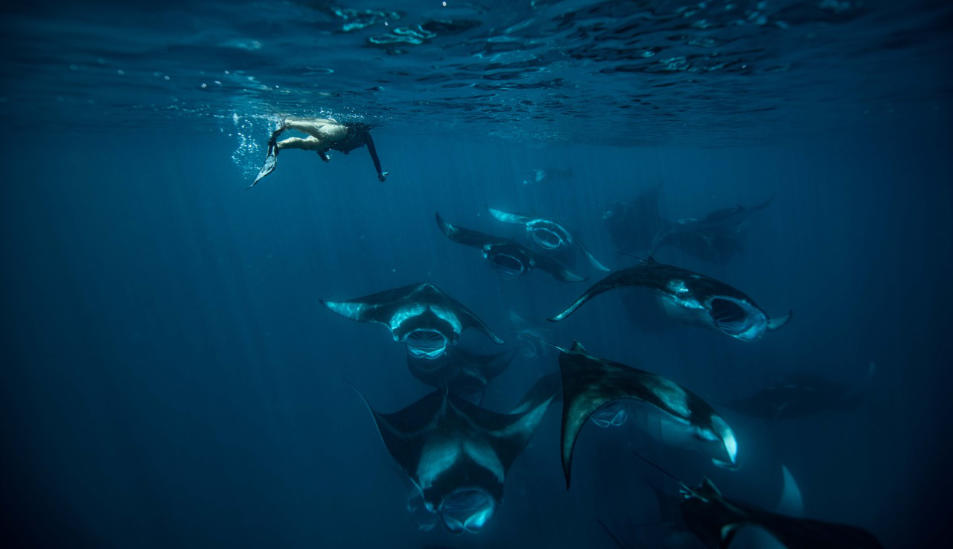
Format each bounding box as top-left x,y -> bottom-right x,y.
250,152 -> 277,188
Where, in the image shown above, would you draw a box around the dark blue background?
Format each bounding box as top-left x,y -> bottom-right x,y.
2,118 -> 951,547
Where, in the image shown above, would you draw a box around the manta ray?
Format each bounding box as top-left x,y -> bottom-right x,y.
549,258 -> 791,342
435,212 -> 586,282
599,464 -> 809,549
651,197 -> 773,263
486,206 -> 611,272
603,184 -> 666,257
405,346 -> 516,403
322,282 -> 502,359
679,477 -> 883,548
359,374 -> 558,533
725,364 -> 875,420
557,342 -> 738,489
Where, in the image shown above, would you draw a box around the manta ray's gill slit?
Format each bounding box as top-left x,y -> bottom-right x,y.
499,394 -> 553,438
488,253 -> 526,277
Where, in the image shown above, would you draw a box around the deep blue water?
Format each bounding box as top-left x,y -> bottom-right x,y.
2,1 -> 952,548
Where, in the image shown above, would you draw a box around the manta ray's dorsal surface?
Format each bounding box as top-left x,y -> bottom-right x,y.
649,197 -> 774,261
558,342 -> 738,488
680,477 -> 884,549
725,364 -> 874,420
360,378 -> 557,533
487,206 -> 611,272
674,196 -> 774,235
435,212 -> 585,282
322,282 -> 503,358
549,258 -> 791,341
605,183 -> 666,257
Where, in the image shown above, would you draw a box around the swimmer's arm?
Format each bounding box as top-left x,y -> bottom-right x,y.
364,133 -> 387,182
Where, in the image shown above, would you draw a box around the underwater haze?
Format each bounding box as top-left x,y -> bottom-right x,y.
1,1 -> 951,548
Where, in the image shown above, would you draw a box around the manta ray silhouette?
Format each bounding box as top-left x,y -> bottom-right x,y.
358,374 -> 558,533
435,212 -> 586,282
487,206 -> 611,272
322,282 -> 502,359
680,477 -> 883,549
556,342 -> 739,489
550,258 -> 791,342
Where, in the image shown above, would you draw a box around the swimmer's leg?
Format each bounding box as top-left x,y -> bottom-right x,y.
275,136 -> 323,151
283,118 -> 340,139
250,137 -> 326,187
318,150 -> 331,162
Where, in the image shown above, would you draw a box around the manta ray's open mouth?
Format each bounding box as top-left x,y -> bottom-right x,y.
489,253 -> 526,277
440,488 -> 495,534
404,329 -> 449,359
708,297 -> 767,341
529,227 -> 565,250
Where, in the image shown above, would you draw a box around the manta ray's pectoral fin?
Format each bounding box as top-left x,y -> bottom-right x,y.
719,523 -> 745,549
361,391 -> 449,486
448,300 -> 504,344
477,348 -> 517,382
487,207 -> 532,226
558,342 -> 631,488
775,465 -> 804,516
578,240 -> 612,272
321,297 -> 375,322
461,312 -> 504,344
435,212 -> 502,249
533,253 -> 586,283
751,195 -> 775,212
549,270 -> 631,321
488,377 -> 558,471
556,269 -> 587,283
767,310 -> 793,331
321,283 -> 431,326
648,225 -> 674,255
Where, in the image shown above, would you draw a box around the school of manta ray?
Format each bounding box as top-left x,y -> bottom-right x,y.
252,120 -> 883,548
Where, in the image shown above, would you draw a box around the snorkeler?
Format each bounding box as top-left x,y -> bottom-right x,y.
251,117 -> 388,187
